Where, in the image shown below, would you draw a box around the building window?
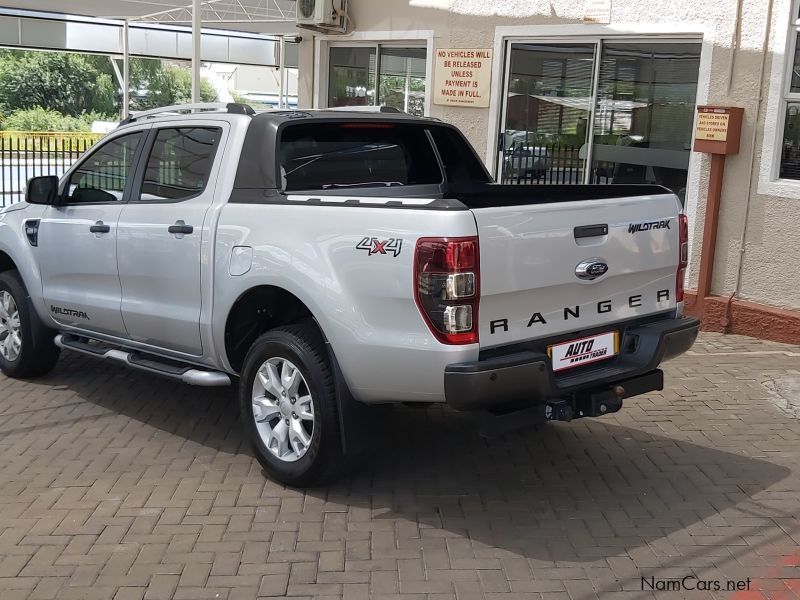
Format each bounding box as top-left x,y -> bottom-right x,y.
328,45 -> 427,116
779,10 -> 800,180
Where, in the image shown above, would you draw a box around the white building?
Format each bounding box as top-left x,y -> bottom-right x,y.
294,0 -> 800,343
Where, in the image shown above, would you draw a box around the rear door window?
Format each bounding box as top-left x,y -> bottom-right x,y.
138,127 -> 221,202
279,123 -> 443,192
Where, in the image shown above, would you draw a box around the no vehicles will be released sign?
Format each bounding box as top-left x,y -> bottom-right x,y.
433,48 -> 493,108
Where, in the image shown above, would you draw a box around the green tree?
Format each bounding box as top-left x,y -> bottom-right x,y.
0,50 -> 115,117
130,60 -> 218,110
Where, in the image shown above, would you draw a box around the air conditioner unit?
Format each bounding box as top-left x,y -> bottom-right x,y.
296,0 -> 343,27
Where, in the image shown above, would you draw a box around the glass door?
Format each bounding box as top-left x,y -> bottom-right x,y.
499,39 -> 701,198
500,42 -> 596,185
589,42 -> 701,201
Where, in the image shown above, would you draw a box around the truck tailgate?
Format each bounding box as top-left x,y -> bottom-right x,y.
473,190 -> 682,349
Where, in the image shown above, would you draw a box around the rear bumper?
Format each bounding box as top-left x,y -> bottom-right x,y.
444,315 -> 699,412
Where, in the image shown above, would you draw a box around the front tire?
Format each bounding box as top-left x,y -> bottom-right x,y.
0,270 -> 60,379
239,323 -> 344,487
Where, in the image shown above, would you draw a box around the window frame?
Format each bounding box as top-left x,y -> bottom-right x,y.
313,30 -> 435,117
776,5 -> 800,182
130,125 -> 224,205
326,43 -> 429,116
59,130 -> 147,206
495,36 -> 703,185
759,0 -> 800,198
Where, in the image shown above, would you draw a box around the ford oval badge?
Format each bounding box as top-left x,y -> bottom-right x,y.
575,258 -> 609,281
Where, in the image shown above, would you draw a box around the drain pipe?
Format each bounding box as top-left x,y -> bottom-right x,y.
722,0 -> 774,330
726,0 -> 744,96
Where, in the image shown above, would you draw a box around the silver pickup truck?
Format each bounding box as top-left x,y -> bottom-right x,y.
0,103 -> 699,486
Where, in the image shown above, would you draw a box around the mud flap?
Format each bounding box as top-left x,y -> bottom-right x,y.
22,283 -> 57,353
325,342 -> 374,459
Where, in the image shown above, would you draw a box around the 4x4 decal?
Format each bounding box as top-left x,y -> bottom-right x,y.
356,237 -> 403,257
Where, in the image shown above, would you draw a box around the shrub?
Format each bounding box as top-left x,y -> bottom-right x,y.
2,107 -> 113,132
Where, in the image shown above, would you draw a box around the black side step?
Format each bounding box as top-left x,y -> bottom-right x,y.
128,354 -> 192,376
55,334 -> 231,387
58,335 -> 109,356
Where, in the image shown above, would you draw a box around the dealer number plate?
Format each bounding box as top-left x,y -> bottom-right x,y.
548,331 -> 618,372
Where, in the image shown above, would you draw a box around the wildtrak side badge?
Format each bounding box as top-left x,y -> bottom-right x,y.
51,305 -> 90,320
628,219 -> 671,234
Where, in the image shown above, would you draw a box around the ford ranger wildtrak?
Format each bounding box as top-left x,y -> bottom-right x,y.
0,103 -> 699,486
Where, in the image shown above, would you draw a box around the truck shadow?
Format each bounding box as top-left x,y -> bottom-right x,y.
11,354 -> 791,564
326,404 -> 792,562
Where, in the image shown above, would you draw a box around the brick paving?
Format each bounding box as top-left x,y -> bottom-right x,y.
0,332 -> 799,600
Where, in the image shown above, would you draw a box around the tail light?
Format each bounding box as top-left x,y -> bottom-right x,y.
414,237 -> 480,345
677,213 -> 688,302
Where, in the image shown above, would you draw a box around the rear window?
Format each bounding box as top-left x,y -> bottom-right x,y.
279,123 -> 443,192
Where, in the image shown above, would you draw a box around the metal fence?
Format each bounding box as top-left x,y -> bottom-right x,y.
499,143 -> 626,186
500,144 -> 584,185
0,132 -> 102,207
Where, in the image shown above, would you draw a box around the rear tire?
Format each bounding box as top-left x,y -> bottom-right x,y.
239,323 -> 344,487
0,270 -> 60,379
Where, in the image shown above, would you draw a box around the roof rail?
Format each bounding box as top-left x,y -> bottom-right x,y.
119,102 -> 255,126
327,106 -> 404,114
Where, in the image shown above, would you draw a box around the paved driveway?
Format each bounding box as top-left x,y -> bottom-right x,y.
0,333 -> 799,600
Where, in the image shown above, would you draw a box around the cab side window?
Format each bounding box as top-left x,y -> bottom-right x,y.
138,127 -> 221,202
66,132 -> 143,204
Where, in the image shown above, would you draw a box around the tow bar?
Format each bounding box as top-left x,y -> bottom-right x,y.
475,371 -> 662,438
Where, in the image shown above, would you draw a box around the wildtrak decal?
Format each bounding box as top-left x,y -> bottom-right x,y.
51,306 -> 90,321
628,220 -> 671,234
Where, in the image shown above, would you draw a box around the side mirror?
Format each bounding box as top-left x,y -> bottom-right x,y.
25,176 -> 59,205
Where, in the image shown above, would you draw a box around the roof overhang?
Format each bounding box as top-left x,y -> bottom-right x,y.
0,1 -> 300,35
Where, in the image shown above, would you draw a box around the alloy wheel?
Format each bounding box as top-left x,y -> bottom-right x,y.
0,291 -> 21,362
251,357 -> 315,462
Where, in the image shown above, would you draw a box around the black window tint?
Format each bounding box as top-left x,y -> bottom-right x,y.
429,126 -> 493,184
139,127 -> 220,201
66,132 -> 142,204
279,123 -> 443,192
